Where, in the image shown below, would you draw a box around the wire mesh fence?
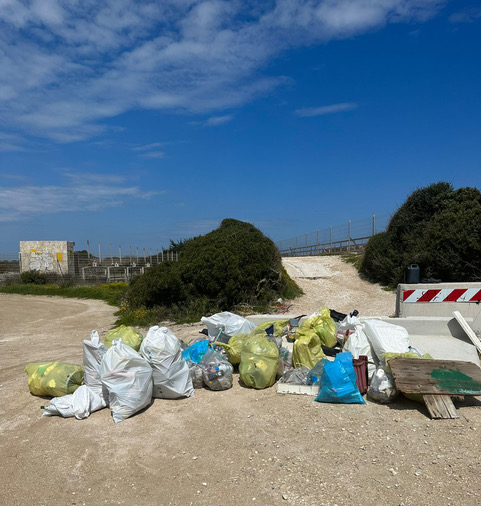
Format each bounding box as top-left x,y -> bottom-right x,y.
0,246 -> 179,285
276,213 -> 391,256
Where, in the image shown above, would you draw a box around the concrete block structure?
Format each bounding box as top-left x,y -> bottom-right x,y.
19,241 -> 75,276
396,282 -> 481,318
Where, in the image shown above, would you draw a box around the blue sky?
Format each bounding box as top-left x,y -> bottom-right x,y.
1,0 -> 480,253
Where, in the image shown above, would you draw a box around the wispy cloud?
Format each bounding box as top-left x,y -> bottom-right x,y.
295,102 -> 358,117
0,1 -> 445,141
0,171 -> 163,222
205,115 -> 234,127
0,132 -> 25,152
140,151 -> 165,159
132,142 -> 167,152
449,8 -> 481,23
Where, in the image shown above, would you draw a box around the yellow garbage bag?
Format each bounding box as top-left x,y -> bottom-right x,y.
383,352 -> 433,403
313,307 -> 337,348
216,333 -> 250,365
104,325 -> 143,351
292,331 -> 326,369
25,362 -> 84,397
247,319 -> 289,339
292,308 -> 335,368
239,336 -> 279,389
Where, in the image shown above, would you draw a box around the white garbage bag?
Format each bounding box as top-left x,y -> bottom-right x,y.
363,320 -> 410,362
201,311 -> 256,339
83,330 -> 109,404
100,339 -> 153,423
340,316 -> 376,378
41,385 -> 106,419
140,326 -> 194,399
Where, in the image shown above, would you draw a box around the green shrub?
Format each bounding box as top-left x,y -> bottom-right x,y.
361,182 -> 481,286
20,270 -> 49,285
127,219 -> 302,319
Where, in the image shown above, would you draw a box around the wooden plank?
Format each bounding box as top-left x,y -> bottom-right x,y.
453,310 -> 481,355
388,358 -> 481,395
423,395 -> 459,419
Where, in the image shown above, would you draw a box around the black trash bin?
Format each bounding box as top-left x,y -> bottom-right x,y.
406,264 -> 420,284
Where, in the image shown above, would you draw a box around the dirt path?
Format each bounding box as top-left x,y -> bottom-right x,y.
1,263 -> 480,506
282,256 -> 396,317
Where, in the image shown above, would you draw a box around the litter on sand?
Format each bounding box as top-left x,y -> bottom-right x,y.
27,306 -> 481,422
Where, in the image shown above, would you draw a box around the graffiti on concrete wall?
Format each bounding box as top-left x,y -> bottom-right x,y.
29,251 -> 54,271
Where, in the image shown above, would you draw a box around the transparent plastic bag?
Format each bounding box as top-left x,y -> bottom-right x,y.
187,361 -> 204,389
367,365 -> 398,404
281,366 -> 311,385
199,350 -> 234,391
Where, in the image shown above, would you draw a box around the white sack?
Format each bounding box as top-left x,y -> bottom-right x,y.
83,330 -> 109,404
140,326 -> 194,399
42,385 -> 106,419
363,320 -> 410,362
340,316 -> 376,378
201,311 -> 256,339
100,339 -> 153,423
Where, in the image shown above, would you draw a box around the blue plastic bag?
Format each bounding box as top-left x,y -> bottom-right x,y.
182,340 -> 210,364
314,352 -> 365,404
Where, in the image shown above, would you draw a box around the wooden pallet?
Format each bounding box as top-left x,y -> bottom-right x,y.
388,358 -> 481,419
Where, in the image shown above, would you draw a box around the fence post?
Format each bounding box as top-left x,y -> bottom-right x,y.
348,220 -> 351,253
330,226 -> 332,253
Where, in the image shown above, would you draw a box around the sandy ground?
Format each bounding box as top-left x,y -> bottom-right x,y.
1,258 -> 481,506
282,256 -> 396,317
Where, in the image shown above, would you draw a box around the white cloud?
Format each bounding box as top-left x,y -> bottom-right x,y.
140,151 -> 165,159
0,1 -> 445,141
295,102 -> 358,117
132,142 -> 167,152
0,171 -> 163,222
205,115 -> 234,126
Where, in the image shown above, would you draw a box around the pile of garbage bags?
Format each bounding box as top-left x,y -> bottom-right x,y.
26,324 -> 195,423
25,308 -> 428,422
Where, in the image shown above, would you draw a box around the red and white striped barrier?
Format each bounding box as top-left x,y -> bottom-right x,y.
403,288 -> 481,303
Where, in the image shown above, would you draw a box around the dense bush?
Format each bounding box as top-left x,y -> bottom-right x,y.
361,182 -> 481,286
127,219 -> 302,316
20,270 -> 49,285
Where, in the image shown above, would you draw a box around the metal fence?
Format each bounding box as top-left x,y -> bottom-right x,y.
276,213 -> 391,256
0,247 -> 179,284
